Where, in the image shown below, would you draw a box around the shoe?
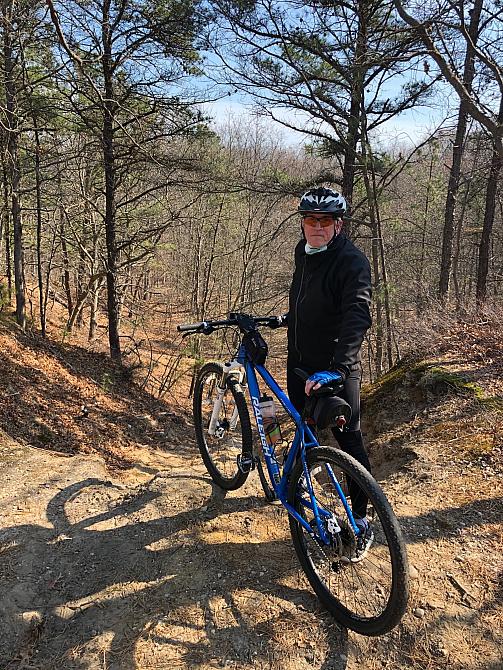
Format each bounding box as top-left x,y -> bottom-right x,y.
351,517 -> 374,563
341,517 -> 374,564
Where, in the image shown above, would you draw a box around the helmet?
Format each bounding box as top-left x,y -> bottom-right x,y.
298,187 -> 347,216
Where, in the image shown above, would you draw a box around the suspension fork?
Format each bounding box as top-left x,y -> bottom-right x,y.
208,360 -> 245,436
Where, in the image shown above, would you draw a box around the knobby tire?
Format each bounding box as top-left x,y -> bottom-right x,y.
288,446 -> 409,636
193,362 -> 251,490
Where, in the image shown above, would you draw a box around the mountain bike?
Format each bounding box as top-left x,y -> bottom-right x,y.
178,312 -> 409,635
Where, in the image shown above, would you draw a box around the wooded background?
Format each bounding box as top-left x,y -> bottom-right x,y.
1,0 -> 501,386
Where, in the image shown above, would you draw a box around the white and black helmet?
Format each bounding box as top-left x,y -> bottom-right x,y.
298,187 -> 347,216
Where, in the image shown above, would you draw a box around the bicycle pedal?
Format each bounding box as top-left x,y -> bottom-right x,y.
237,453 -> 255,473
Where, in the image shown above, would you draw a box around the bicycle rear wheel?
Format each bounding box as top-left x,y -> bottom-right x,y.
193,362 -> 251,490
288,446 -> 409,635
255,444 -> 276,502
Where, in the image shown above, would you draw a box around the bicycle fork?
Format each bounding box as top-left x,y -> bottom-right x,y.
208,360 -> 244,436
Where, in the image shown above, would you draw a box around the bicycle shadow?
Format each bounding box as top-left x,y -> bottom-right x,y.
0,475 -> 349,670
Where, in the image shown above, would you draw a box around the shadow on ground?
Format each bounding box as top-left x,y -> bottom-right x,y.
0,475 -> 349,670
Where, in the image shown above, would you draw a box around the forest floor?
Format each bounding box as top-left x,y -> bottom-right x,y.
0,314 -> 502,670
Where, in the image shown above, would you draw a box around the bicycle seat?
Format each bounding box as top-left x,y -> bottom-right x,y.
294,369 -> 352,429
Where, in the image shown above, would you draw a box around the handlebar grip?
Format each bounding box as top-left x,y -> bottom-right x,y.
177,322 -> 204,332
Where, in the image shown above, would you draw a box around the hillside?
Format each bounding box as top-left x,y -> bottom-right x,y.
0,316 -> 501,670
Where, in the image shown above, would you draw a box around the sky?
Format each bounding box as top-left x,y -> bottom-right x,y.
202,92 -> 455,153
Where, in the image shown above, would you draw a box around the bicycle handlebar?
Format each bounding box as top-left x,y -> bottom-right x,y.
177,313 -> 277,335
177,320 -> 230,333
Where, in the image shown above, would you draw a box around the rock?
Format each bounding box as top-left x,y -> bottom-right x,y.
414,607 -> 426,619
22,611 -> 43,623
409,564 -> 419,580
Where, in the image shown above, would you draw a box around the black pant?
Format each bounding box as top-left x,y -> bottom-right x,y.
287,363 -> 371,518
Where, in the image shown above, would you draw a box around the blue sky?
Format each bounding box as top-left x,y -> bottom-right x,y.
203,94 -> 454,151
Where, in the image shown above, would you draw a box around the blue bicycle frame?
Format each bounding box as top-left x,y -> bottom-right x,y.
235,344 -> 361,543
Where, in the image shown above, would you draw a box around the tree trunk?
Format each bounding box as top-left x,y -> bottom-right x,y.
341,0 -> 366,227
2,0 -> 25,328
102,0 -> 121,362
438,0 -> 482,301
418,151 -> 434,313
89,282 -> 101,341
342,92 -> 360,213
1,143 -> 12,301
58,198 -> 73,319
476,102 -> 503,308
33,120 -> 46,337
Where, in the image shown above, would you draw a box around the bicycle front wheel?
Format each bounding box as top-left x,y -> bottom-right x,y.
193,362 -> 252,490
288,446 -> 409,635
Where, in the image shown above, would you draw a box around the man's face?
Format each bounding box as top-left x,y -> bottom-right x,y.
302,213 -> 338,247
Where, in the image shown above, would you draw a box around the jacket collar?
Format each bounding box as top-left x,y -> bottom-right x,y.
296,232 -> 346,260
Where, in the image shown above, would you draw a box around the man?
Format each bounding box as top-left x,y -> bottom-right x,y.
282,186 -> 373,555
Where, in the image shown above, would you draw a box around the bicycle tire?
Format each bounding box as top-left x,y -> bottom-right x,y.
288,446 -> 409,636
193,362 -> 251,490
255,445 -> 276,502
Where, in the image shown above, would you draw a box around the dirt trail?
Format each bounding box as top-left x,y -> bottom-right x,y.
0,430 -> 349,670
0,321 -> 502,670
1,420 -> 501,670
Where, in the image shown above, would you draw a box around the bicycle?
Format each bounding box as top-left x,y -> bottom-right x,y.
178,312 -> 409,635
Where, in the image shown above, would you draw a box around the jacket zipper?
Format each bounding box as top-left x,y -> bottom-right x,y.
294,257 -> 307,361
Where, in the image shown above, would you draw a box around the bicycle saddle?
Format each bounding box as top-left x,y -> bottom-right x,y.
312,394 -> 352,430
294,368 -> 352,430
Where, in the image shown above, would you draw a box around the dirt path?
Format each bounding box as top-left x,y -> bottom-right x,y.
1,317 -> 502,669
1,419 -> 501,670
0,430 -> 349,670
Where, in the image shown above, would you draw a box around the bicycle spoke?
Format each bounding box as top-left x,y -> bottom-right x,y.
194,364 -> 252,490
292,452 -> 399,623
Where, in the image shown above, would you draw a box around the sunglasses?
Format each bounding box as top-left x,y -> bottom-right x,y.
302,214 -> 336,228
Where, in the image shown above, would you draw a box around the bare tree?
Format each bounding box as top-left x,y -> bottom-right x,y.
394,0 -> 503,157
46,0 -> 206,361
1,0 -> 26,329
438,0 -> 483,301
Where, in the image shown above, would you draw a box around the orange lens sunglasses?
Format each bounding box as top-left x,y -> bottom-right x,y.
302,214 -> 335,228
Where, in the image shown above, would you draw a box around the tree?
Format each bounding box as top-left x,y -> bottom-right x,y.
393,0 -> 503,307
438,0 -> 483,301
46,0 -> 206,361
394,0 -> 503,157
1,0 -> 28,329
209,0 -> 431,210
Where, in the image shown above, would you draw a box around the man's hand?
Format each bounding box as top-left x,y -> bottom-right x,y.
305,370 -> 343,395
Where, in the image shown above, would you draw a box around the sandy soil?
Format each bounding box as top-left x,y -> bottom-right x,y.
0,319 -> 502,670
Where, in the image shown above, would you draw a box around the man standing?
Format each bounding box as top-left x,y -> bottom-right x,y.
285,186 -> 373,552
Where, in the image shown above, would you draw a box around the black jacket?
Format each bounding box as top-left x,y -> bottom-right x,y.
287,234 -> 372,378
